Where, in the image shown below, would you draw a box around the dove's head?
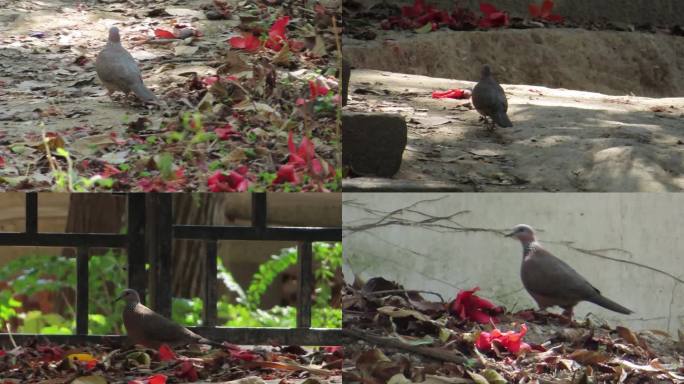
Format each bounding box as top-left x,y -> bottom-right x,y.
115,288 -> 141,307
481,64 -> 492,78
505,224 -> 536,242
108,27 -> 121,43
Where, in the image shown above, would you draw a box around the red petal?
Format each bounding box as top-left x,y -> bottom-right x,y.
154,28 -> 176,39
479,2 -> 498,16
227,170 -> 249,191
273,164 -> 300,185
148,374 -> 168,384
287,130 -> 297,155
229,33 -> 260,52
541,0 -> 554,17
545,14 -> 564,23
235,165 -> 249,175
468,309 -> 492,324
475,331 -> 492,351
528,4 -> 540,18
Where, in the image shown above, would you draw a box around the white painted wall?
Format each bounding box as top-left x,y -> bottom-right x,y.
343,193 -> 684,335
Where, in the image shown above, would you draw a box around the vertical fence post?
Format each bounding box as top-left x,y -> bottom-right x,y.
203,240 -> 218,327
25,193 -> 37,234
127,194 -> 147,303
148,194 -> 173,318
252,193 -> 267,233
297,242 -> 313,328
76,247 -> 89,335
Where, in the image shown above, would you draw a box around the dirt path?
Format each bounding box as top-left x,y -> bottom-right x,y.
0,0 -> 341,191
344,69 -> 684,192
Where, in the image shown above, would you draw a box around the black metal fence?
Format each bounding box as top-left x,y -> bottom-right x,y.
0,193 -> 342,346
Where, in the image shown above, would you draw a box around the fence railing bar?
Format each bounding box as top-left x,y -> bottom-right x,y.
76,247 -> 89,335
203,240 -> 218,327
127,194 -> 147,303
149,194 -> 173,318
173,226 -> 341,242
252,193 -> 267,232
0,233 -> 127,247
25,193 -> 38,234
297,242 -> 313,328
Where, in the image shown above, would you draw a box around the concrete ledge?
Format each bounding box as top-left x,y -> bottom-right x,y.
352,0 -> 684,26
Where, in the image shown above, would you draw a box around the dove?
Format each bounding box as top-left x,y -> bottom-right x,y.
471,64 -> 512,128
506,224 -> 633,318
95,27 -> 157,103
115,289 -> 220,348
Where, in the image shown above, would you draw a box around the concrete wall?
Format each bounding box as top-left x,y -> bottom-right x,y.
343,193 -> 684,335
355,0 -> 684,25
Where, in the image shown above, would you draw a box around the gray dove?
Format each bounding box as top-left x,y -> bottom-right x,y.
506,224 -> 633,318
115,289 -> 219,348
471,64 -> 512,128
95,27 -> 157,103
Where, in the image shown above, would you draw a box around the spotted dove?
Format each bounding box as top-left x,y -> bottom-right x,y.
471,64 -> 512,128
506,224 -> 633,318
95,27 -> 157,103
116,289 -> 218,348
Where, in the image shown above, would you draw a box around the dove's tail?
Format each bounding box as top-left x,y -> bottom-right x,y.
131,83 -> 158,103
493,111 -> 513,127
588,295 -> 633,314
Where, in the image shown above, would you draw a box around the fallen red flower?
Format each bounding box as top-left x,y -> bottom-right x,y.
478,2 -> 509,28
475,324 -> 531,354
37,345 -> 64,363
202,75 -> 239,86
154,28 -> 176,39
207,166 -> 251,192
265,16 -> 290,51
148,374 -> 168,384
449,287 -> 503,324
432,89 -> 472,99
286,131 -> 315,169
214,123 -> 241,140
528,0 -> 564,23
229,33 -> 261,52
272,163 -> 300,185
158,344 -> 176,361
138,168 -> 186,192
175,360 -> 198,382
308,79 -> 330,99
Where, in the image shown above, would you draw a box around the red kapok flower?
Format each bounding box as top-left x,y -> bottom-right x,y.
475,324 -> 531,354
432,89 -> 472,99
265,16 -> 290,51
308,79 -> 330,100
449,287 -> 503,324
207,166 -> 250,192
158,344 -> 176,361
272,164 -> 300,185
154,28 -> 176,39
287,131 -> 315,169
528,0 -> 564,23
229,33 -> 261,52
479,2 -> 509,28
214,123 -> 240,140
175,360 -> 198,382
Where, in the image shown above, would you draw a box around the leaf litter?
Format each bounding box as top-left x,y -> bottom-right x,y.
0,340 -> 341,383
0,0 -> 342,192
342,277 -> 684,383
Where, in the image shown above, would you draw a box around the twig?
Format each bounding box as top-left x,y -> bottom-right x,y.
343,327 -> 479,367
364,289 -> 446,303
332,14 -> 342,166
5,322 -> 17,349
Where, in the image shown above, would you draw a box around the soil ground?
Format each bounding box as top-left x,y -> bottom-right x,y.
344,69 -> 684,191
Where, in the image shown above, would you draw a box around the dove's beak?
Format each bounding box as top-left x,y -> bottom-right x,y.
113,294 -> 123,304
504,231 -> 515,237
